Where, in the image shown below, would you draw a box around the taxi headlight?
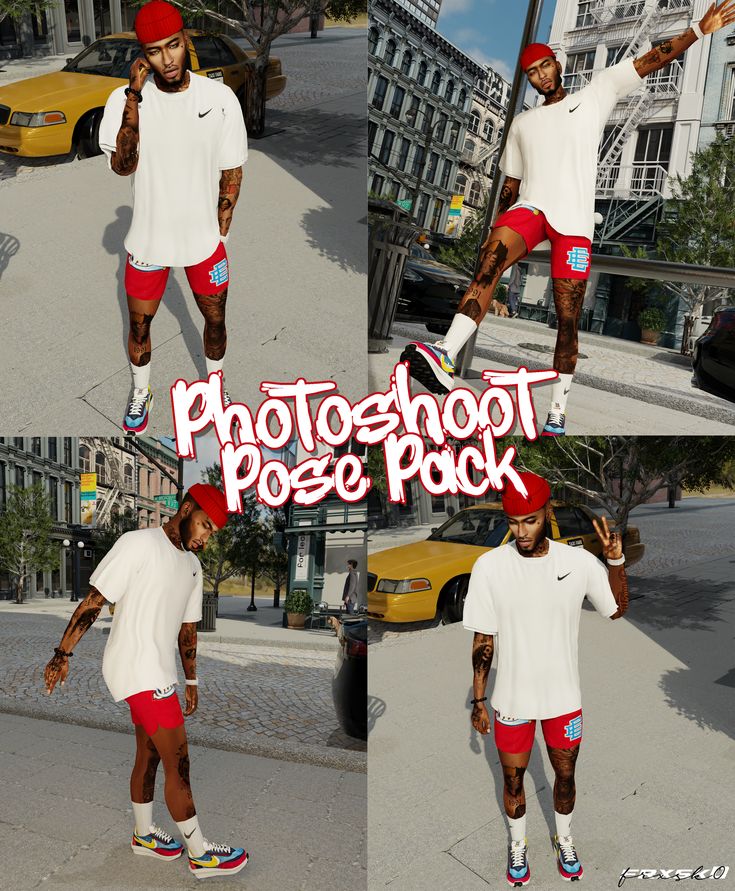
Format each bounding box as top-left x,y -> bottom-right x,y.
376,578 -> 432,594
10,111 -> 67,127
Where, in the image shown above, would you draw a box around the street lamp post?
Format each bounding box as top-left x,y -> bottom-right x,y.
62,526 -> 85,602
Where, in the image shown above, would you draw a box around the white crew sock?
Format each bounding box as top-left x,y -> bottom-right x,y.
131,361 -> 151,391
555,810 -> 573,838
132,801 -> 153,836
206,357 -> 224,377
549,373 -> 574,414
507,814 -> 527,843
177,814 -> 206,857
439,314 -> 478,362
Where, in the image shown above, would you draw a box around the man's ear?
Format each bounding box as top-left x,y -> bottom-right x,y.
545,502 -> 553,523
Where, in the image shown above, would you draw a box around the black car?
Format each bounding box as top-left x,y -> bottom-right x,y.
692,307 -> 735,400
332,615 -> 367,740
396,244 -> 472,336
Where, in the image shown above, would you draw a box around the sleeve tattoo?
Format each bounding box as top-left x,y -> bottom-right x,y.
57,587 -> 107,651
608,565 -> 629,620
178,622 -> 198,679
218,167 -> 243,237
633,31 -> 696,78
111,97 -> 141,176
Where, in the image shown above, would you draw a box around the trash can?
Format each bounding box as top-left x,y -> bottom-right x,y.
368,199 -> 417,353
198,592 -> 217,632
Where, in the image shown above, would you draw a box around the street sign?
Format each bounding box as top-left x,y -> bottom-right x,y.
396,199 -> 413,211
154,494 -> 179,509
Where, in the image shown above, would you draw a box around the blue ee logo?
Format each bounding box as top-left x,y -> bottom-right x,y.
209,258 -> 229,287
564,716 -> 583,741
566,247 -> 590,273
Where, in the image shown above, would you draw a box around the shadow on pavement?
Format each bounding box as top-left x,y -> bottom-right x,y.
0,232 -> 20,282
367,695 -> 386,734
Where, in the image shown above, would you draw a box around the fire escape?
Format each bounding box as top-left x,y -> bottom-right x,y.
562,0 -> 693,246
88,438 -> 129,527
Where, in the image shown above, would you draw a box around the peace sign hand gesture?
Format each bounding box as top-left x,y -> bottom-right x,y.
591,515 -> 623,562
700,1 -> 735,35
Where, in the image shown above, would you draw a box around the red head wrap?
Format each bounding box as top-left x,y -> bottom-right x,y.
135,0 -> 184,44
520,43 -> 556,72
187,484 -> 228,529
501,472 -> 552,516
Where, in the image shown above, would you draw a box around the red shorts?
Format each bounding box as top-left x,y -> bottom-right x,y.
125,241 -> 230,301
494,708 -> 583,754
126,686 -> 184,737
494,205 -> 592,281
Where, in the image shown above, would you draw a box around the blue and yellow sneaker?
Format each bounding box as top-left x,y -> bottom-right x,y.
189,840 -> 249,880
542,410 -> 566,436
123,386 -> 153,436
399,342 -> 455,394
131,824 -> 184,860
553,834 -> 583,882
507,838 -> 530,886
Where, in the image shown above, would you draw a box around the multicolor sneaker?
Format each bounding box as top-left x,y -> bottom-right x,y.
507,838 -> 530,887
131,825 -> 184,860
542,410 -> 566,436
399,342 -> 455,394
553,834 -> 583,881
222,389 -> 232,409
188,840 -> 249,880
123,386 -> 152,435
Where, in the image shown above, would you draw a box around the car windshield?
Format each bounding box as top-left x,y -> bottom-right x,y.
63,39 -> 141,78
411,244 -> 433,260
428,509 -> 508,548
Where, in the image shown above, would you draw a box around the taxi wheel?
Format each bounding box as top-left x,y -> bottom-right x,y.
440,575 -> 469,625
76,110 -> 103,159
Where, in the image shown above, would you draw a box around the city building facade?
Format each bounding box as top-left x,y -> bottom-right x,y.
698,18 -> 735,146
79,437 -> 136,528
368,0 -> 483,235
135,436 -> 180,529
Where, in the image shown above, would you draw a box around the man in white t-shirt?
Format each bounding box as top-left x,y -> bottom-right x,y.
98,0 -> 248,436
401,1 -> 735,435
463,472 -> 629,887
44,484 -> 249,880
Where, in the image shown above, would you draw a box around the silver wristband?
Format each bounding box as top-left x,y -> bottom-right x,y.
607,555 -> 626,566
185,679 -> 199,686
691,20 -> 703,39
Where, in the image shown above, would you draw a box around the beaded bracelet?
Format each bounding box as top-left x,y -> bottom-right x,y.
54,647 -> 73,658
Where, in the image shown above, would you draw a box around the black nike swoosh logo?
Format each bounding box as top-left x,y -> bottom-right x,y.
563,388 -> 570,395
184,828 -> 196,839
569,105 -> 580,113
557,572 -> 571,581
198,109 -> 212,118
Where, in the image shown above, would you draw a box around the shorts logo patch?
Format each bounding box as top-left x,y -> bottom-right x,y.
153,685 -> 176,700
496,712 -> 532,726
564,715 -> 583,741
129,255 -> 166,273
209,258 -> 229,287
566,246 -> 590,273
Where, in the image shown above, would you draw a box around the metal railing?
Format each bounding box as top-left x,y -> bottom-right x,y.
596,162 -> 668,198
562,69 -> 594,93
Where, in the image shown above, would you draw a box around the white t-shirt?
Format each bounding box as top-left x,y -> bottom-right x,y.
499,59 -> 643,241
462,539 -> 618,719
90,526 -> 203,701
99,72 -> 248,267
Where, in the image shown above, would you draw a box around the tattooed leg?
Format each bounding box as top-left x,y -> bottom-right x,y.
127,295 -> 162,367
457,227 -> 526,323
547,744 -> 580,815
151,722 -> 196,822
499,749 -> 532,819
551,278 -> 586,375
130,724 -> 161,804
194,289 -> 227,361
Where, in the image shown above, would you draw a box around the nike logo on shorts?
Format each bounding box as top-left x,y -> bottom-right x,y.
199,109 -> 212,118
557,572 -> 571,581
569,104 -> 580,113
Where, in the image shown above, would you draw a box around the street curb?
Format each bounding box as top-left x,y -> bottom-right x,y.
392,325 -> 735,425
198,632 -> 339,652
0,697 -> 366,773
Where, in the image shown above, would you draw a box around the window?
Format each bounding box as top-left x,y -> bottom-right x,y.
445,79 -> 455,102
606,46 -> 626,66
422,103 -> 435,135
32,471 -> 43,490
428,509 -> 508,548
483,119 -> 494,141
64,481 -> 73,524
417,61 -> 427,86
15,466 -> 25,488
430,198 -> 444,231
397,137 -> 411,170
371,173 -> 385,194
426,151 -> 439,184
576,0 -> 594,27
455,173 -> 467,192
0,463 -> 5,510
31,437 -> 41,456
191,36 -> 230,70
13,437 -> 23,449
566,50 -> 595,74
384,38 -> 397,66
371,75 -> 389,111
400,50 -> 412,75
448,122 -> 460,150
406,95 -> 420,127
724,64 -> 735,120
417,192 -> 431,228
464,138 -> 476,157
379,129 -> 395,165
49,477 -> 58,520
63,438 -> 72,466
80,444 -> 91,473
430,69 -> 442,94
411,144 -> 426,177
389,85 -> 405,118
440,159 -> 453,190
458,89 -> 467,111
368,120 -> 377,153
554,506 -> 595,539
435,112 -> 448,143
469,180 -> 482,205
124,463 -> 133,491
48,438 -> 57,462
368,27 -> 379,55
633,125 -> 673,192
95,451 -> 106,486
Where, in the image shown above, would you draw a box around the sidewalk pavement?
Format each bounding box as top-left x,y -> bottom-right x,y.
368,551 -> 735,889
0,712 -> 366,890
0,32 -> 366,434
369,318 -> 735,433
0,595 -> 366,771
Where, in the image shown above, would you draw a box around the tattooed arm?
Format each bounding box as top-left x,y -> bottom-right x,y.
218,167 -> 243,238
470,632 -> 494,734
633,1 -> 735,77
496,176 -> 521,217
111,57 -> 148,176
608,564 -> 629,620
591,516 -> 629,620
178,622 -> 198,716
44,587 -> 108,693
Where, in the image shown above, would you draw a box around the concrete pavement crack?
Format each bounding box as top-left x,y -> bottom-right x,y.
446,850 -> 493,885
261,326 -> 287,346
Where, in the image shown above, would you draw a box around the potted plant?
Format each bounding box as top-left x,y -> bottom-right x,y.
637,307 -> 666,345
284,589 -> 313,629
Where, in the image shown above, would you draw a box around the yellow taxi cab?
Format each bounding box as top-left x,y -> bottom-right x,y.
0,31 -> 286,158
368,501 -> 644,625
